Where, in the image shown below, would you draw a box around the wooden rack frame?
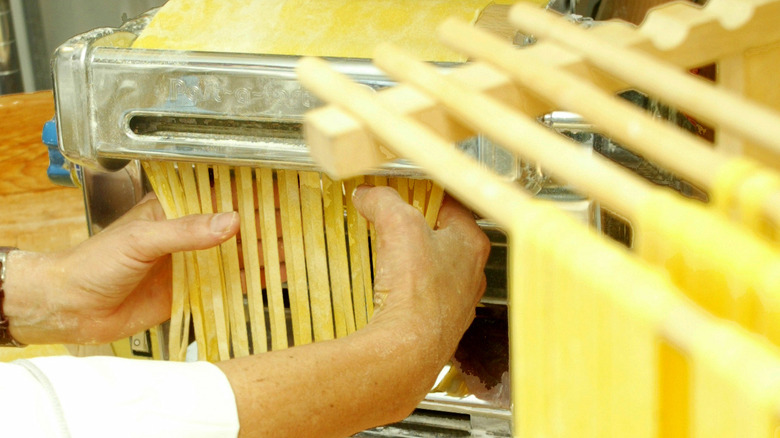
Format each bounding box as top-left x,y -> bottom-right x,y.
299,1 -> 780,436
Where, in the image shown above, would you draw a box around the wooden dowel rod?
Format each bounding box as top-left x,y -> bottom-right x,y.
439,18 -> 722,191
297,57 -> 531,232
369,46 -> 653,223
257,167 -> 288,350
508,2 -> 780,158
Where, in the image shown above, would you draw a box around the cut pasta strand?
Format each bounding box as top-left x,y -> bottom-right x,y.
236,166 -> 267,354
163,162 -> 193,362
323,174 -> 356,337
215,165 -> 250,358
257,167 -> 288,351
178,163 -> 211,361
343,177 -> 370,329
278,169 -> 313,346
195,164 -> 231,361
299,171 -> 335,342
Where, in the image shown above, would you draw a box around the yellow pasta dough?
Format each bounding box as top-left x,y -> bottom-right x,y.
509,201 -> 682,437
506,198 -> 780,437
737,170 -> 780,242
633,191 -> 780,344
133,0 -> 513,62
711,157 -> 759,221
711,157 -> 780,242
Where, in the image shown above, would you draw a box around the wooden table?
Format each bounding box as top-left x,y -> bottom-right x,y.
0,91 -> 88,253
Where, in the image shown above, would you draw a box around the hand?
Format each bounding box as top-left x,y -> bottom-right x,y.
357,185 -> 490,369
4,194 -> 240,345
218,185 -> 491,438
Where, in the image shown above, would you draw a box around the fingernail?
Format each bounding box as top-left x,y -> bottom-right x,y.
351,187 -> 362,202
352,184 -> 373,202
210,212 -> 237,234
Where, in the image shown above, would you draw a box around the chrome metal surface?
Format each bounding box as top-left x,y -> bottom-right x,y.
51,11 -> 527,187
80,161 -> 145,235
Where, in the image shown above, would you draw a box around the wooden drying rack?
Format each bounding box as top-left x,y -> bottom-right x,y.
297,1 -> 780,436
303,0 -> 780,226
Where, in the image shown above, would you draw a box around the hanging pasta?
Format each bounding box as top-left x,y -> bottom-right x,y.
297,22 -> 780,435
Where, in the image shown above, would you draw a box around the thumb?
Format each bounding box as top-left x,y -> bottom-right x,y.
116,211 -> 240,262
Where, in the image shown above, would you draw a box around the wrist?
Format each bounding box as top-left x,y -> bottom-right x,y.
2,250 -> 60,345
366,301 -> 447,372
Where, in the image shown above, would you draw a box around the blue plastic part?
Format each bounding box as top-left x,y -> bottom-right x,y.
42,118 -> 78,187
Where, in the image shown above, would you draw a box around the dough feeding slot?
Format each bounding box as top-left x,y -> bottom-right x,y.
128,115 -> 304,142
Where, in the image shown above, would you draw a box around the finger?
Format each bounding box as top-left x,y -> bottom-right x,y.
106,193 -> 166,229
435,194 -> 479,232
353,185 -> 431,251
119,211 -> 240,262
434,195 -> 491,283
352,185 -> 423,227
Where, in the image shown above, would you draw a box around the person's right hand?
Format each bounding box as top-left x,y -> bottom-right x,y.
354,185 -> 491,372
218,185 -> 491,438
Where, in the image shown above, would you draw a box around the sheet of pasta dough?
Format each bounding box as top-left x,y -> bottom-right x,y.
133,0 -> 514,62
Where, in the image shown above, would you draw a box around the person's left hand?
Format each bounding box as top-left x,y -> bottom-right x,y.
4,194 -> 240,345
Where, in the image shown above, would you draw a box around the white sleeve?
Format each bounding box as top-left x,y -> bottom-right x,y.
1,356 -> 239,438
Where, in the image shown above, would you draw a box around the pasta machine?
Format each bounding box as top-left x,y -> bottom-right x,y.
43,3 -> 695,436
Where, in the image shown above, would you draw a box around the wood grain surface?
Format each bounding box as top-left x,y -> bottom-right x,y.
0,91 -> 88,252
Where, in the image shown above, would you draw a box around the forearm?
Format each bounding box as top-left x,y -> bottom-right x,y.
217,315 -> 443,438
